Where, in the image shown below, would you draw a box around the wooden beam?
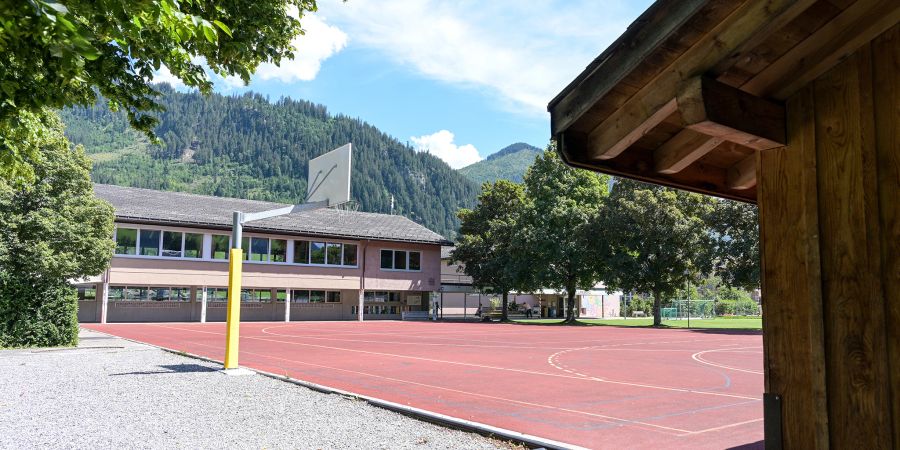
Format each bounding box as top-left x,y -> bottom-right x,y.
679,77 -> 786,151
589,99 -> 678,160
726,152 -> 757,189
742,0 -> 900,99
580,0 -> 806,160
653,129 -> 723,174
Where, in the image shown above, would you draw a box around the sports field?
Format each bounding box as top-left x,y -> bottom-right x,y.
83,321 -> 764,449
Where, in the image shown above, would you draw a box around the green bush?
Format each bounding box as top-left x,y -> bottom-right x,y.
0,280 -> 79,348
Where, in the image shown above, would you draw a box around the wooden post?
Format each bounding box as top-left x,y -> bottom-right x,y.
759,26 -> 898,448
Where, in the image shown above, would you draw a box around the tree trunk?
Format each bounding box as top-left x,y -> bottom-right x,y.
565,288 -> 577,323
501,291 -> 509,322
652,291 -> 662,327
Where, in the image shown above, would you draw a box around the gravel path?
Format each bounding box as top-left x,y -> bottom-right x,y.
0,329 -> 511,450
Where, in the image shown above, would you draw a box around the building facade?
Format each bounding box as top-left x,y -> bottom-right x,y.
78,185 -> 449,323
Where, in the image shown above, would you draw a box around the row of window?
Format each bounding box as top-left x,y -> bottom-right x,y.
364,291 -> 402,302
351,305 -> 399,315
206,288 -> 342,303
108,286 -> 192,302
114,227 -> 360,267
380,249 -> 421,271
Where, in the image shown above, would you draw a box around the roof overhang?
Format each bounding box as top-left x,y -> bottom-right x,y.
548,0 -> 900,203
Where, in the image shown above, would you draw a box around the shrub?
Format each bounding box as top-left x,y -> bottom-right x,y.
0,279 -> 79,348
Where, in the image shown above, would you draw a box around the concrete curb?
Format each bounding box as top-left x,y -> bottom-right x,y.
81,328 -> 585,450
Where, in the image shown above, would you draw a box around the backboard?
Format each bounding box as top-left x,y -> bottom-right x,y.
306,143 -> 351,206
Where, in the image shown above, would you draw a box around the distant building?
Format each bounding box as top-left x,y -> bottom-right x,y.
439,246 -> 622,319
76,185 -> 450,323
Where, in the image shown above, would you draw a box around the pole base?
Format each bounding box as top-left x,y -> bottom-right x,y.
220,367 -> 255,376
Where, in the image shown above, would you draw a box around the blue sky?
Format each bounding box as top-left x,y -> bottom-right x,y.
157,0 -> 653,169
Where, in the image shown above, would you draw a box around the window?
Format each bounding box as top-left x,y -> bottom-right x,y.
126,287 -> 146,300
293,241 -> 310,264
276,289 -> 288,302
115,228 -> 137,255
212,235 -> 230,260
380,250 -> 393,269
310,290 -> 326,303
326,243 -> 342,265
364,291 -> 400,302
209,288 -> 228,302
394,250 -> 407,270
250,237 -> 269,262
240,289 -> 273,303
271,239 -> 287,262
343,244 -> 357,266
241,237 -> 249,260
172,287 -> 191,301
380,250 -> 422,271
184,233 -> 203,258
310,242 -> 326,264
326,291 -> 341,303
109,286 -> 125,300
162,231 -> 183,257
139,230 -> 160,256
292,290 -> 310,303
77,286 -> 96,301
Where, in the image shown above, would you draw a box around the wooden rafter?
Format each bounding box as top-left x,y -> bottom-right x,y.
653,129 -> 723,174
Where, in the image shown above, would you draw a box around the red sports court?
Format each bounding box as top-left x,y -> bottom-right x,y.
83,321 -> 763,449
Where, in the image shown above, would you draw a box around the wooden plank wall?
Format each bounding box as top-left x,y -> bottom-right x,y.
758,23 -> 899,449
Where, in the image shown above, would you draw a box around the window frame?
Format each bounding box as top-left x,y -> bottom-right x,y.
379,249 -> 423,272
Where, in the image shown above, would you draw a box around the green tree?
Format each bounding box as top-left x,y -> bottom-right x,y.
453,180 -> 532,321
1,0 -> 317,180
603,179 -> 712,326
705,200 -> 760,290
0,110 -> 115,347
522,149 -> 609,323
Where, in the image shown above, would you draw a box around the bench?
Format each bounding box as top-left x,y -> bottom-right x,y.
632,311 -> 647,317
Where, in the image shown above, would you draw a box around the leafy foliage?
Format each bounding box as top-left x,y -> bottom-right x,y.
521,148 -> 609,322
458,142 -> 542,185
705,200 -> 760,290
0,110 -> 115,347
453,180 -> 533,320
0,0 -> 316,180
61,87 -> 479,238
602,179 -> 714,326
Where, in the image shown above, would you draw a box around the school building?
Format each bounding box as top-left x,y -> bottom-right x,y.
76,184 -> 450,323
439,247 -> 622,318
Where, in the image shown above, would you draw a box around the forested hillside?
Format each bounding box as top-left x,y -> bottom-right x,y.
459,142 -> 542,185
61,85 -> 479,239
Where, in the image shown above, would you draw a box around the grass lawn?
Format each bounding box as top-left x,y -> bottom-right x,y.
514,317 -> 762,330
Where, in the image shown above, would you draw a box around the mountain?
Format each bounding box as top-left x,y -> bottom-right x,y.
458,142 -> 542,186
60,85 -> 479,239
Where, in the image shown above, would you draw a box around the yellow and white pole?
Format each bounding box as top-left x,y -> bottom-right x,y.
224,212 -> 244,369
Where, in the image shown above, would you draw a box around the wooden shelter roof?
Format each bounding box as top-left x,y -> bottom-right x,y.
548,0 -> 900,203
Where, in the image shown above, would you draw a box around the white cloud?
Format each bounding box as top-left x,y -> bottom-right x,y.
411,130 -> 482,169
254,15 -> 348,83
152,65 -> 186,89
318,0 -> 636,116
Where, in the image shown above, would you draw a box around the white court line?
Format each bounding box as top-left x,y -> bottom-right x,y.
149,324 -> 762,401
179,337 -> 692,436
691,347 -> 765,375
678,418 -> 765,436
